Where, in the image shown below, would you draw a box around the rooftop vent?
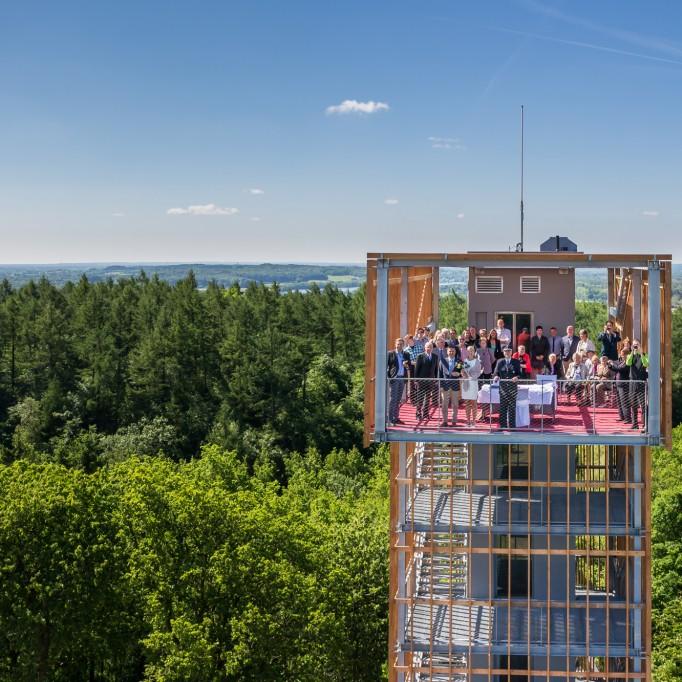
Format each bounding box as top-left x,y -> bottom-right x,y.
475,275 -> 503,294
520,275 -> 541,293
540,235 -> 578,252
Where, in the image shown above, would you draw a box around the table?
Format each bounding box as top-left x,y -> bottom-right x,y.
477,383 -> 555,427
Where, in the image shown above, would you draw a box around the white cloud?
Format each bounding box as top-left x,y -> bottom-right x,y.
326,99 -> 389,115
248,188 -> 265,195
112,212 -> 125,217
428,136 -> 465,150
641,210 -> 660,217
384,198 -> 399,205
167,204 -> 239,216
250,216 -> 262,222
456,213 -> 465,219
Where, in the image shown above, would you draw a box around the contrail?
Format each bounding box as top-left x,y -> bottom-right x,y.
494,26 -> 682,67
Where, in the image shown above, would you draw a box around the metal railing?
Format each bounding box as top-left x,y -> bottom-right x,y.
385,377 -> 648,435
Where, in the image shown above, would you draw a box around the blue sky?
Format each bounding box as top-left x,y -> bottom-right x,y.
1,1 -> 681,262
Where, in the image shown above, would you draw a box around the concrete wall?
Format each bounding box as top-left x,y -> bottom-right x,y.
468,267 -> 576,335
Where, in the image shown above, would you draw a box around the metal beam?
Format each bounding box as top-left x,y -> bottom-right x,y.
377,258 -> 661,270
400,642 -> 640,658
374,260 -> 389,438
647,261 -> 661,438
382,430 -> 652,447
401,522 -> 642,537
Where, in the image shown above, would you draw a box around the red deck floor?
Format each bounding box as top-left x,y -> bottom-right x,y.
389,398 -> 645,436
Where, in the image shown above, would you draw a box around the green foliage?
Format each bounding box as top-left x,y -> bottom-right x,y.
653,427 -> 682,680
0,445 -> 389,680
574,300 -> 608,340
1,268 -> 681,681
0,462 -> 139,681
0,274 -> 365,465
439,290 -> 468,333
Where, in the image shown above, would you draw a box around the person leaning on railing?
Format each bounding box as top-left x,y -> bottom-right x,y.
608,348 -> 632,423
626,340 -> 649,431
387,337 -> 410,425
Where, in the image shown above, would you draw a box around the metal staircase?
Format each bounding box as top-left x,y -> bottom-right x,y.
409,443 -> 469,682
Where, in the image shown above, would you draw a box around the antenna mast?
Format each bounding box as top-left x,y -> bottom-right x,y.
518,104 -> 525,252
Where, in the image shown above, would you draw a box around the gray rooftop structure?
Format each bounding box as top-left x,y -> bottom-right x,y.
540,235 -> 578,252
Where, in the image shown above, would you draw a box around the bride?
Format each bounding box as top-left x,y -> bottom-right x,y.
461,345 -> 482,427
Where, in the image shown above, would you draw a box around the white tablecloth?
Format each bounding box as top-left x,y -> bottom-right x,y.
477,383 -> 555,406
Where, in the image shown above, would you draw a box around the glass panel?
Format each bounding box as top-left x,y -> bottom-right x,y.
496,444 -> 530,480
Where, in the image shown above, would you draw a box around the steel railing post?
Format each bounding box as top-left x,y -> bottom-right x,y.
374,260 -> 389,438
647,260 -> 661,438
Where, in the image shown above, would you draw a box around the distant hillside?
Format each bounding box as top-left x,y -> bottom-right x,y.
0,262 -> 679,303
0,263 -> 366,292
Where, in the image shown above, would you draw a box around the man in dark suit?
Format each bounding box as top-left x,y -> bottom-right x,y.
493,346 -> 522,428
548,326 -> 562,358
598,321 -> 622,361
414,341 -> 440,421
387,338 -> 410,425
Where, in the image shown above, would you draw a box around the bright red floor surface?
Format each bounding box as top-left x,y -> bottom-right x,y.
389,398 -> 645,436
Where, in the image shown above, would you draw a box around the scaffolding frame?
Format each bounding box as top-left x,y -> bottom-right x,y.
374,251 -> 672,682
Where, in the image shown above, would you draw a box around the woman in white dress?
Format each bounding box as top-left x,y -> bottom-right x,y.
461,345 -> 482,427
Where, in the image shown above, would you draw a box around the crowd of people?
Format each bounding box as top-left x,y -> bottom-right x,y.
387,317 -> 649,430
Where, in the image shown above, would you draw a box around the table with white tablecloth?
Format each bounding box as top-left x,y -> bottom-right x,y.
477,382 -> 556,427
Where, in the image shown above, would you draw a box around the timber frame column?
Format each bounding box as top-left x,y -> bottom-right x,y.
374,259 -> 389,440
646,261 -> 661,442
431,267 -> 439,327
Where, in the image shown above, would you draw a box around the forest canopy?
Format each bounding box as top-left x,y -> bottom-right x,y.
0,274 -> 680,680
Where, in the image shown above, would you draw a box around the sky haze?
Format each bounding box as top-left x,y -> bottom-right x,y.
1,1 -> 681,262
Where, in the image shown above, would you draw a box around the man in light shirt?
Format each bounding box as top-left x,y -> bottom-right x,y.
496,317 -> 512,349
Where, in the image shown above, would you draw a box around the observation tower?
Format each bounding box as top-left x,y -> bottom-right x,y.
365,244 -> 672,681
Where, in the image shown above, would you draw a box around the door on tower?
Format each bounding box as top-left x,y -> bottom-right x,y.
495,311 -> 533,350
